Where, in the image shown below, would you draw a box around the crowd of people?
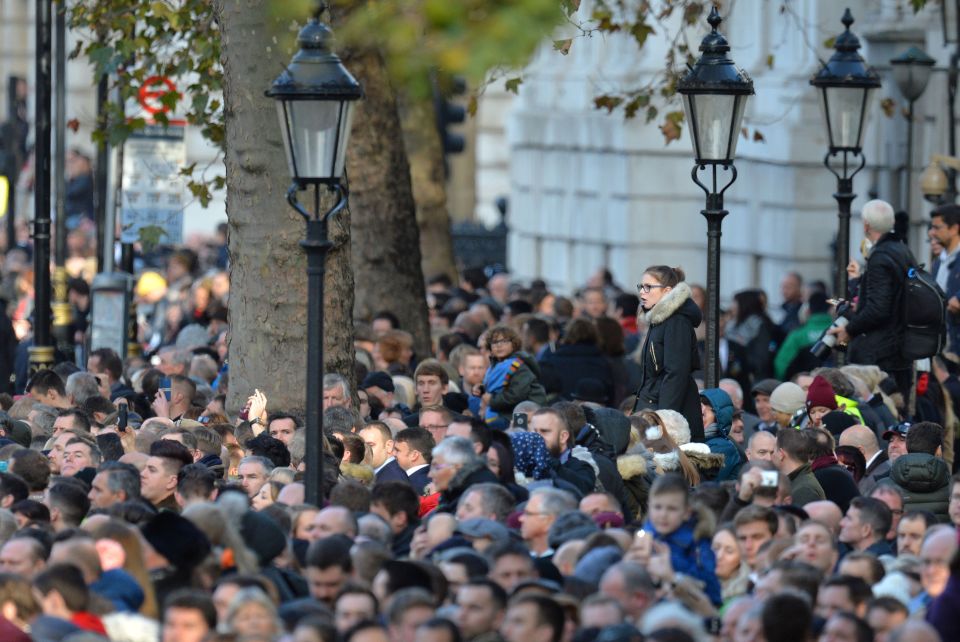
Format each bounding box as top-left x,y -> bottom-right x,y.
0,197 -> 956,642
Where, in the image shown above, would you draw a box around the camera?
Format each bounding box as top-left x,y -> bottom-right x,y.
810,299 -> 852,360
760,470 -> 779,487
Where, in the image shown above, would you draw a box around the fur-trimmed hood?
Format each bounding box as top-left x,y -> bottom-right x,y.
617,442 -> 655,480
685,449 -> 725,472
643,282 -> 702,327
339,462 -> 375,485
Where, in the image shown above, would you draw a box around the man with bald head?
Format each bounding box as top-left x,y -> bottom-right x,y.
839,425 -> 889,494
805,500 -> 844,535
306,505 -> 358,541
746,431 -> 777,462
913,527 -> 957,614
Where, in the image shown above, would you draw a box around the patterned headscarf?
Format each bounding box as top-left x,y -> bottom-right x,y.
510,431 -> 553,480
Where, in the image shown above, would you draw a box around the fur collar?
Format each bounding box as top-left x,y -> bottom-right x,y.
643,282 -> 692,326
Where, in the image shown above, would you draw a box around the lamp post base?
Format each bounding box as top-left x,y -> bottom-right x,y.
28,345 -> 56,376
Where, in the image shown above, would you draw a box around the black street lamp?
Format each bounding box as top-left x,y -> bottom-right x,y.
677,6 -> 753,389
810,8 -> 880,302
891,46 -> 934,242
29,0 -> 55,374
266,11 -> 362,506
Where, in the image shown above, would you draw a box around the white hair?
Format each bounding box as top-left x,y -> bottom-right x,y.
641,600 -> 709,642
432,435 -> 479,466
323,373 -> 351,399
862,199 -> 895,235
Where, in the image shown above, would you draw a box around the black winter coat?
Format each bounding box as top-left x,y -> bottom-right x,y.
846,233 -> 913,371
633,282 -> 705,442
540,344 -> 615,403
434,461 -> 500,514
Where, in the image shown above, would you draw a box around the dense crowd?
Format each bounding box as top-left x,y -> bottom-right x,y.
0,199 -> 957,642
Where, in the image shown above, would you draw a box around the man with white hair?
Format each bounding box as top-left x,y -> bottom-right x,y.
828,199 -> 914,399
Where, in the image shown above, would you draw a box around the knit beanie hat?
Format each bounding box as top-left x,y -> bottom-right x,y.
769,382 -> 806,415
805,375 -> 838,411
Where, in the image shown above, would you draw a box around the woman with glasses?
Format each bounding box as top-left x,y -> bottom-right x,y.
633,265 -> 705,442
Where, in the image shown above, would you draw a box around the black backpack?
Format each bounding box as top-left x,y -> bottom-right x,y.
901,263 -> 947,360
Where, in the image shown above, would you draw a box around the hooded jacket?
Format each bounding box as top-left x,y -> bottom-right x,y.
890,452 -> 952,522
699,388 -> 742,482
634,282 -> 705,442
643,510 -> 722,606
574,422 -> 638,520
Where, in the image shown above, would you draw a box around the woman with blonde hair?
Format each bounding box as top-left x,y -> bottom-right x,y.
88,519 -> 160,619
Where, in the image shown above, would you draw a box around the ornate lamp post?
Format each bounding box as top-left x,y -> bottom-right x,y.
810,9 -> 880,301
266,10 -> 362,506
677,6 -> 753,389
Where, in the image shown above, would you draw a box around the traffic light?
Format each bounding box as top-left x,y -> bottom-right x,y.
433,75 -> 466,159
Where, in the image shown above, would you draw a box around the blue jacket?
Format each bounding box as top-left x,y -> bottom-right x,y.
643,516 -> 722,606
932,251 -> 960,353
699,389 -> 742,481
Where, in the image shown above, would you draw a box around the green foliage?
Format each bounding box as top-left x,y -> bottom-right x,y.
270,0 -> 569,99
67,0 -> 225,227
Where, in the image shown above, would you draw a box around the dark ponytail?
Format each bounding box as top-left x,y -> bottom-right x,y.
643,265 -> 685,288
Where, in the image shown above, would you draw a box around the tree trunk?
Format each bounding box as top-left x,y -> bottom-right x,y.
217,0 -> 354,413
400,97 -> 458,285
338,40 -> 432,359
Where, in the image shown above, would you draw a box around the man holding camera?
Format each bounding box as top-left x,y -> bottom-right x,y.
828,199 -> 913,398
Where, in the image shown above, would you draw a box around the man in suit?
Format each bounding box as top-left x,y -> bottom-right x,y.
359,421 -> 409,484
393,427 -> 435,495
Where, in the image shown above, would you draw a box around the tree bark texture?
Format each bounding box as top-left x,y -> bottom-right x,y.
337,42 -> 432,359
400,97 -> 458,285
217,0 -> 355,413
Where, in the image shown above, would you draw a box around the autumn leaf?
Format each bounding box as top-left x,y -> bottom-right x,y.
741,127 -> 748,139
630,22 -> 655,48
766,54 -> 775,69
594,95 -> 623,113
504,77 -> 523,95
660,118 -> 681,144
753,130 -> 765,142
880,97 -> 896,118
823,36 -> 836,49
553,39 -> 573,55
66,118 -> 80,133
661,110 -> 684,144
682,3 -> 704,25
467,95 -> 479,117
